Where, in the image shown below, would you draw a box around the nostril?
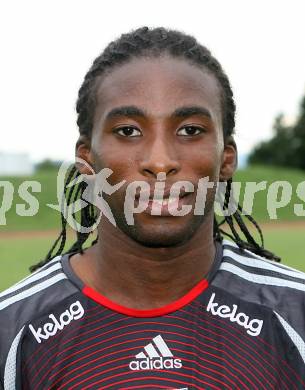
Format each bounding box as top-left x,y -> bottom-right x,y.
142,168 -> 155,177
142,167 -> 178,178
168,168 -> 178,176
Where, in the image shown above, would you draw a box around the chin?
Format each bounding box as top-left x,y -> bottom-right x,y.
116,213 -> 205,248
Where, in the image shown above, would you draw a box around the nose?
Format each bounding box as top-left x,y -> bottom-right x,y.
139,134 -> 181,178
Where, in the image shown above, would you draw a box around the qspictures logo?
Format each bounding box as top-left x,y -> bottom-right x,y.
129,334 -> 182,371
29,300 -> 84,343
2,158 -> 305,231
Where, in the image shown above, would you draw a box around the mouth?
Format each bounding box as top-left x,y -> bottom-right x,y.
135,187 -> 189,201
135,189 -> 193,216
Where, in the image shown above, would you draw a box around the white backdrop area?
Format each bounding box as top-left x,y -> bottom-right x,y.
1,0 -> 304,163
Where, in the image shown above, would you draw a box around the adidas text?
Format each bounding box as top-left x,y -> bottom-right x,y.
129,334 -> 182,371
207,293 -> 263,336
129,357 -> 182,371
29,300 -> 84,343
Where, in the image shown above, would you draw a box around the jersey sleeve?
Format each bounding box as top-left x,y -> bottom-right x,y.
0,255 -> 78,387
215,241 -> 305,361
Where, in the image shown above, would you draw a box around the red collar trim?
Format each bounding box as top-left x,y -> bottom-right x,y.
82,279 -> 209,317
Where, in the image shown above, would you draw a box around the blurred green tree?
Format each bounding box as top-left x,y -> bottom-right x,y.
35,158 -> 62,171
249,95 -> 305,170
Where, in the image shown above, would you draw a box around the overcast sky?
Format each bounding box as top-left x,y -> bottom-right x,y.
1,0 -> 304,162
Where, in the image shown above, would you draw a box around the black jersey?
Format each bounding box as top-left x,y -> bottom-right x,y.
1,240 -> 305,389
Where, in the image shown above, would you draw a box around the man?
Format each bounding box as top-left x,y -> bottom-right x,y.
1,26 -> 305,389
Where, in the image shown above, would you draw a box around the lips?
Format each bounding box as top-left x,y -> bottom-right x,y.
133,186 -> 193,217
134,187 -> 189,201
125,182 -> 195,217
144,192 -> 193,216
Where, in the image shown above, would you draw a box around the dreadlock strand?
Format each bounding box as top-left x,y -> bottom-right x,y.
29,165 -> 79,272
220,179 -> 280,262
237,204 -> 265,248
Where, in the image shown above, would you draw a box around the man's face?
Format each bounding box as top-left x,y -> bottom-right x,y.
77,55 -> 236,247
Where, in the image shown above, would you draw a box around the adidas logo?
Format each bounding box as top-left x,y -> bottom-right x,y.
129,334 -> 182,371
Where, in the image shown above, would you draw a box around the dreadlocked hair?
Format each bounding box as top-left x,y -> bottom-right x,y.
30,26 -> 279,271
29,165 -> 99,272
216,178 -> 280,262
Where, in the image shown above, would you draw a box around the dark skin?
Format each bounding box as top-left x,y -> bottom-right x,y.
71,55 -> 237,310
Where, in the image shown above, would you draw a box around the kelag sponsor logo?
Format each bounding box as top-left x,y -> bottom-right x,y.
207,292 -> 264,336
29,300 -> 84,343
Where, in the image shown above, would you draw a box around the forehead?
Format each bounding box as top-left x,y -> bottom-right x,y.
94,55 -> 222,126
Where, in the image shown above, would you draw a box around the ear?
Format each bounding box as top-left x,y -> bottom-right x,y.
219,136 -> 238,181
75,135 -> 95,175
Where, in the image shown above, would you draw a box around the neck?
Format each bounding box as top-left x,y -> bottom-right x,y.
71,216 -> 216,310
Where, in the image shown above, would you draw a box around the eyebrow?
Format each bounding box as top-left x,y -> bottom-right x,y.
105,106 -> 145,120
104,105 -> 212,121
172,106 -> 212,119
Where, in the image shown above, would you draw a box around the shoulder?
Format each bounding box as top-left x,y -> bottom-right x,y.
0,255 -> 76,316
0,255 -> 78,378
213,239 -> 305,335
219,239 -> 305,297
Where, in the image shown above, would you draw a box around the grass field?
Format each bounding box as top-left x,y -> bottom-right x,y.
1,165 -> 305,291
0,224 -> 304,291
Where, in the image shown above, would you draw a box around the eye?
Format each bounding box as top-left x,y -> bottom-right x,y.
114,126 -> 142,137
177,126 -> 204,136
